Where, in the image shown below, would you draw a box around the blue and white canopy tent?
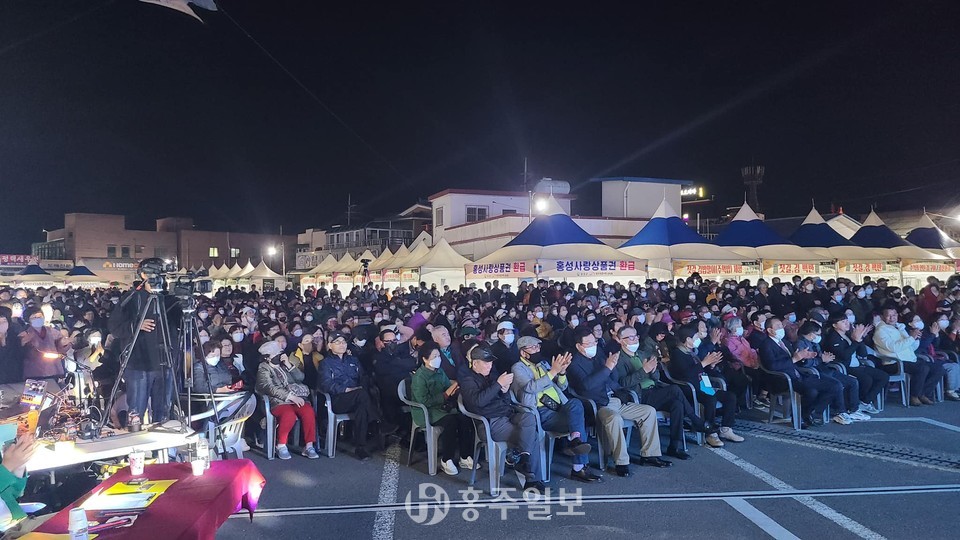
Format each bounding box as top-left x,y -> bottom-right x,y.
64,261 -> 105,288
12,261 -> 63,288
713,203 -> 821,280
618,199 -> 745,280
789,207 -> 880,260
466,197 -> 645,284
849,211 -> 945,261
905,214 -> 960,260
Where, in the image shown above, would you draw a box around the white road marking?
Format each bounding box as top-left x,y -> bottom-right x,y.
712,447 -> 886,540
372,444 -> 402,540
868,417 -> 960,434
724,497 -> 801,540
746,431 -> 960,474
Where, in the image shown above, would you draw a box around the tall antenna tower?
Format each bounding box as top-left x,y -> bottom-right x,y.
741,165 -> 764,211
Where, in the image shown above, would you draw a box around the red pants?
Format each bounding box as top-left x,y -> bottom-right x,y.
272,402 -> 317,445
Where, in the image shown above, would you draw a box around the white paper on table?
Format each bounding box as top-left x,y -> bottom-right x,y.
81,492 -> 156,511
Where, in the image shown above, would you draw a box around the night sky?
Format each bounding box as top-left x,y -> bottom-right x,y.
2,1 -> 960,253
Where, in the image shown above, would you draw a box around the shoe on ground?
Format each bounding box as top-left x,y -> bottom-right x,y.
945,391 -> 960,401
613,464 -> 631,477
859,402 -> 881,414
753,396 -> 771,408
719,427 -> 744,442
700,421 -> 720,434
561,438 -> 592,456
514,452 -> 532,476
639,456 -> 672,468
832,413 -> 853,425
570,468 -> 602,482
522,481 -> 546,497
355,448 -> 371,461
910,397 -> 923,406
919,396 -> 936,405
276,445 -> 292,460
440,459 -> 459,476
849,410 -> 871,421
458,456 -> 479,470
705,433 -> 724,447
664,447 -> 692,460
302,446 -> 320,459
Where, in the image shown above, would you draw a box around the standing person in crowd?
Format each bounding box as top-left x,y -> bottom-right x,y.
19,307 -> 66,382
0,313 -> 23,383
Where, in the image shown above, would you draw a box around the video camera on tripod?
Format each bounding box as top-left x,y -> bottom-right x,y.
138,258 -> 213,301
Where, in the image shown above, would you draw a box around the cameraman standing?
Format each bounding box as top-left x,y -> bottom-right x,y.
108,258 -> 178,425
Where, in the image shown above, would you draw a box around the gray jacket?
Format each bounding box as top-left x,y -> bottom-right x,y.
255,361 -> 306,408
510,357 -> 569,410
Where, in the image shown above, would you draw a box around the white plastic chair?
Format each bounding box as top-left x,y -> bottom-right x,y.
398,379 -> 444,476
319,391 -> 354,458
457,395 -> 521,496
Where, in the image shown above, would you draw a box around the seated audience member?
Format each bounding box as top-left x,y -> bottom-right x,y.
567,327 -> 671,477
822,314 -> 887,412
511,336 -> 601,482
255,340 -> 319,460
410,343 -> 477,475
873,307 -> 943,406
460,344 -> 545,493
795,321 -> 868,424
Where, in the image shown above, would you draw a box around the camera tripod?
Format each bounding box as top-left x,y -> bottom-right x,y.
98,286 -> 227,459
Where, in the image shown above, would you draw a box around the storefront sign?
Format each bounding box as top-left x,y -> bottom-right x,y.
837,260 -> 899,274
673,261 -> 761,277
0,255 -> 33,266
762,261 -> 836,276
901,261 -> 957,273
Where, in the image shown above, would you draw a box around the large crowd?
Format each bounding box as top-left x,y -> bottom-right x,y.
2,270 -> 960,508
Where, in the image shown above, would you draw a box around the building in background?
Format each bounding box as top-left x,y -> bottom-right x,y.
32,213 -> 295,283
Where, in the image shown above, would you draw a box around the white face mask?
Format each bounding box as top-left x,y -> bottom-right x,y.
293,329 -> 303,337
812,335 -> 822,344
583,345 -> 598,358
637,313 -> 646,324
940,319 -> 950,329
702,312 -> 712,320
355,339 -> 367,347
305,315 -> 314,322
198,311 -> 209,320
232,332 -> 244,343
856,290 -> 866,299
502,334 -> 515,345
734,327 -> 744,337
205,354 -> 221,366
199,335 -> 210,345
847,314 -> 856,324
912,320 -> 925,330
626,342 -> 640,353
570,319 -> 579,328
774,328 -> 786,340
428,356 -> 442,370
535,311 -> 544,319
89,336 -> 102,346
691,337 -> 702,349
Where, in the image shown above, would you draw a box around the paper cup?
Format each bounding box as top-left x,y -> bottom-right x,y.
191,459 -> 205,476
129,449 -> 145,476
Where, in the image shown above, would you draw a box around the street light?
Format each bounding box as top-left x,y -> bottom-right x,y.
534,198 -> 548,213
266,246 -> 278,257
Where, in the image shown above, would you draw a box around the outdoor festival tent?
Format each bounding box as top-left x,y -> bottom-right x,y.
905,214 -> 960,260
789,207 -> 881,260
365,248 -> 394,287
466,198 -> 645,284
64,261 -> 105,288
714,203 -> 820,261
331,253 -> 359,287
12,262 -> 63,288
235,260 -> 257,279
390,242 -> 430,271
618,199 -> 745,280
244,260 -> 286,290
376,245 -> 409,289
224,263 -> 244,279
849,211 -> 945,261
401,238 -> 471,288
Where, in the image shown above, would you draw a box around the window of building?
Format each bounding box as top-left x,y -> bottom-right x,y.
230,247 -> 240,258
121,246 -> 131,258
209,247 -> 219,257
154,247 -> 168,258
107,245 -> 117,258
501,209 -> 517,216
435,207 -> 444,227
135,245 -> 144,255
466,206 -> 488,223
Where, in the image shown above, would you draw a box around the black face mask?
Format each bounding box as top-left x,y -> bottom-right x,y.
384,343 -> 398,355
270,355 -> 283,365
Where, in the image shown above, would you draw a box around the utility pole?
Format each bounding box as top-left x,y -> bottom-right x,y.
522,157 -> 528,192
346,193 -> 357,227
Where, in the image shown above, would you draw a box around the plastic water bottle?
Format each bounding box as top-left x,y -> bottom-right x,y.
196,434 -> 209,470
68,508 -> 89,539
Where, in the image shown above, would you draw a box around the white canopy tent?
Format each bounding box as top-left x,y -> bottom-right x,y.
402,238 -> 472,289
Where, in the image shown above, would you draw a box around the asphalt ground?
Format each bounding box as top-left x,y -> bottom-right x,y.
217,397 -> 960,539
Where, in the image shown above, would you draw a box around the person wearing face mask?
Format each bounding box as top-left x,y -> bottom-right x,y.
290,333 -> 322,390
73,328 -> 105,373
490,321 -> 520,375
758,317 -> 842,428
410,343 -> 478,476
255,340 -> 319,460
667,325 -> 743,446
848,286 -> 873,324
826,288 -> 848,319
917,314 -> 960,401
430,326 -> 466,381
873,307 -> 943,406
822,313 -> 887,413
374,328 -> 421,441
19,307 -> 67,381
612,325 -> 715,460
795,321 -> 866,424
193,341 -> 237,394
510,336 -> 600,483
558,312 -> 581,353
567,327 -> 670,477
